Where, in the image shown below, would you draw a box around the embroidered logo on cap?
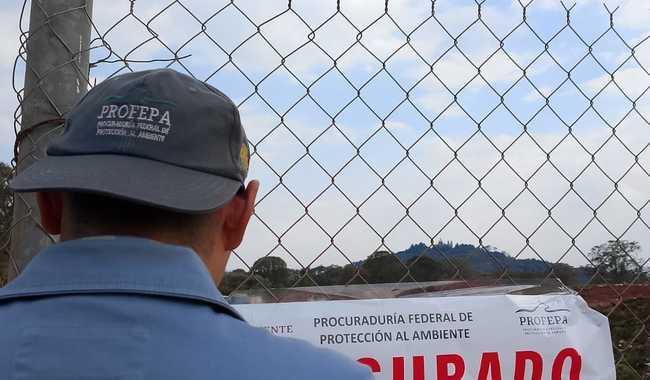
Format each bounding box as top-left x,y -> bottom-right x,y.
96,103 -> 172,143
240,143 -> 250,176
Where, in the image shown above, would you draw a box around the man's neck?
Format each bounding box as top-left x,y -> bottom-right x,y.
61,229 -> 227,285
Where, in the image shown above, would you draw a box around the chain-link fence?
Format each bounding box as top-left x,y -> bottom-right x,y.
5,0 -> 650,378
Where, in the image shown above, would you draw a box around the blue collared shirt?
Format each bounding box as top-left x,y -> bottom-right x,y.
0,237 -> 372,379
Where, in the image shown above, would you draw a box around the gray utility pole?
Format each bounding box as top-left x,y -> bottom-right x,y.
7,0 -> 93,281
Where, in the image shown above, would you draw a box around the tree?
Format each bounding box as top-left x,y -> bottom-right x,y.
405,256 -> 455,282
219,269 -> 274,295
296,265 -> 344,287
589,240 -> 642,283
310,265 -> 343,285
251,256 -> 289,288
336,264 -> 365,285
361,251 -> 406,284
218,270 -> 250,295
0,163 -> 13,285
550,263 -> 579,287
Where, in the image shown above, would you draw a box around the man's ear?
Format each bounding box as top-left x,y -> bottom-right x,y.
222,181 -> 259,251
36,192 -> 64,235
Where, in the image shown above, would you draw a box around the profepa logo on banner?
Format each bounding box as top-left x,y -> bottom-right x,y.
235,295 -> 615,379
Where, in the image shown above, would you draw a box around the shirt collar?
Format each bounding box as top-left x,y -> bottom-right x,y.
0,236 -> 243,321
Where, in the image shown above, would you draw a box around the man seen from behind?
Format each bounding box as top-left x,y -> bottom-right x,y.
0,69 -> 372,380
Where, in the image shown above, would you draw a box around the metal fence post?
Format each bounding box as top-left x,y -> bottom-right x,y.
7,0 -> 93,281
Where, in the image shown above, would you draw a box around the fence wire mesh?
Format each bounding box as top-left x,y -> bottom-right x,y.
5,0 -> 650,378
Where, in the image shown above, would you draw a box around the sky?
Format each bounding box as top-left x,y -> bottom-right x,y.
2,0 -> 649,274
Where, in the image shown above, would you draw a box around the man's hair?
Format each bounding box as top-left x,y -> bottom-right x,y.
64,192 -> 214,239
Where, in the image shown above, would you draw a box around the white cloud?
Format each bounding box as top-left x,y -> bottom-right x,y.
584,67 -> 650,99
415,90 -> 461,118
524,86 -> 553,102
234,95 -> 649,270
615,0 -> 650,30
210,1 -> 648,269
533,0 -> 625,10
385,120 -> 409,130
531,0 -> 649,36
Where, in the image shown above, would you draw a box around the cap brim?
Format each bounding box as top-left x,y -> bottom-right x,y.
10,154 -> 242,214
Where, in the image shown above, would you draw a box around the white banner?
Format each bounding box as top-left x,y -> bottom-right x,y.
235,295 -> 615,379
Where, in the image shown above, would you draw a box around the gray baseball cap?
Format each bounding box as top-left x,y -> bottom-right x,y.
10,68 -> 250,213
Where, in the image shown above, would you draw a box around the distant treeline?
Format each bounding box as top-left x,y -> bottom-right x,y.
220,239 -> 647,294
